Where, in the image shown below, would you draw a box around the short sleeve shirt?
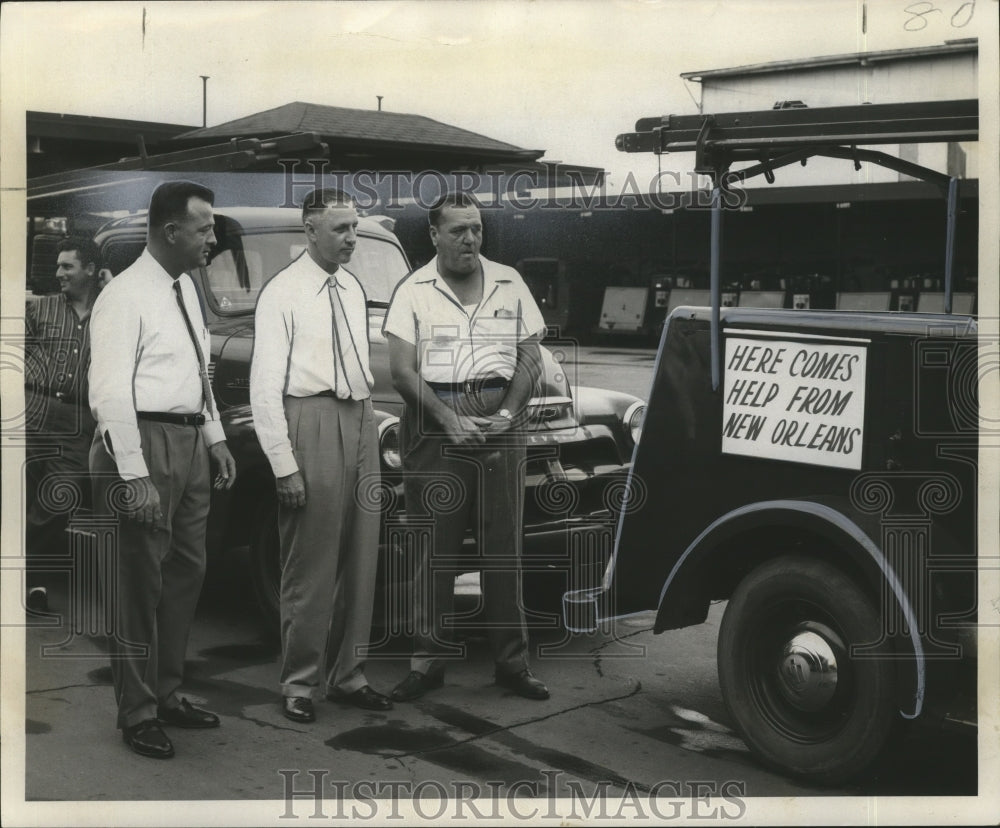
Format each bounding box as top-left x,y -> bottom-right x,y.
382,256 -> 545,384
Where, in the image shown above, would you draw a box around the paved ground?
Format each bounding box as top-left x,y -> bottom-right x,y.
560,342 -> 658,401
17,567 -> 978,812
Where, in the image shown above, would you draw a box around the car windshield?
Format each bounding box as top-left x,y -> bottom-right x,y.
205,230 -> 410,313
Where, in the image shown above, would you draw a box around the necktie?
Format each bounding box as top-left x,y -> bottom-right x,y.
327,277 -> 372,399
173,279 -> 216,418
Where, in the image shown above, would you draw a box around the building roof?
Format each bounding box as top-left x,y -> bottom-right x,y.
681,38 -> 977,82
28,110 -> 193,143
176,101 -> 543,161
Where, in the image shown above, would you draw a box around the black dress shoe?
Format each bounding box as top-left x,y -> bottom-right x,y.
122,719 -> 174,759
390,671 -> 444,702
495,669 -> 550,700
157,697 -> 220,728
328,685 -> 393,711
283,697 -> 315,723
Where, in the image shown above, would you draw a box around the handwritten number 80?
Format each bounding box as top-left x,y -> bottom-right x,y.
904,1 -> 975,30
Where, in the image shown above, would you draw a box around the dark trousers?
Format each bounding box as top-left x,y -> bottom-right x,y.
400,389 -> 530,678
25,395 -> 95,588
277,396 -> 380,698
90,421 -> 209,729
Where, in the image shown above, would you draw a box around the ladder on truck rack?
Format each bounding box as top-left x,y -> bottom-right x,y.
614,99 -> 979,389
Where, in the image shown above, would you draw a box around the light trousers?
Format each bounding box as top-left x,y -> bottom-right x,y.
277,395 -> 380,698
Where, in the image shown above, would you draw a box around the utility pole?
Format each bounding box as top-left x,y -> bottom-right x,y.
200,75 -> 210,127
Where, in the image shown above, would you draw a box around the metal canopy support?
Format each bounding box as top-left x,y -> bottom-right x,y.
815,147 -> 952,190
727,147 -> 822,185
945,177 -> 958,314
730,146 -> 954,191
710,188 -> 723,391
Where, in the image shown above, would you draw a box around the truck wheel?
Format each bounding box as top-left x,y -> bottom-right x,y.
717,555 -> 896,785
248,502 -> 281,638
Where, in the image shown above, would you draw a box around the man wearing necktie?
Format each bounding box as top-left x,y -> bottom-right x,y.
250,188 -> 391,724
89,180 -> 237,759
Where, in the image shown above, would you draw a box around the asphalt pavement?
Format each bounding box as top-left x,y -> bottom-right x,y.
21,577 -> 820,806
18,566 -> 977,815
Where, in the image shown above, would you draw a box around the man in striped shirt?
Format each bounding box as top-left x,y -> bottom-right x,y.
250,188 -> 391,724
24,236 -> 102,613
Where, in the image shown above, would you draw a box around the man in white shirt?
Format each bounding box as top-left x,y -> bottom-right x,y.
383,193 -> 550,702
250,188 -> 390,724
89,180 -> 237,759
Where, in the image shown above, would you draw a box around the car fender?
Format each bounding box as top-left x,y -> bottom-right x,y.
655,498 -> 926,718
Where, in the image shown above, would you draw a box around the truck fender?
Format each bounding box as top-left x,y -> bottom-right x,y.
656,499 -> 926,718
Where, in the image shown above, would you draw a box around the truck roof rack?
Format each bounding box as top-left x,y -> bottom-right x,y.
614,99 -> 980,388
617,99 -> 977,185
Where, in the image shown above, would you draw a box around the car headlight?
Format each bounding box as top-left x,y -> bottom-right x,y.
377,417 -> 402,470
623,401 -> 645,446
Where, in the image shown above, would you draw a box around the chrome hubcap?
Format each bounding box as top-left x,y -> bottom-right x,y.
776,630 -> 839,712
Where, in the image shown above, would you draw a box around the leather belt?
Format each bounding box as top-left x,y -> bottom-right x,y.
136,411 -> 205,426
312,390 -> 367,401
426,378 -> 509,395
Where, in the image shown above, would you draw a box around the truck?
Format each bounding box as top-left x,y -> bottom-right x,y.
565,99 -> 982,784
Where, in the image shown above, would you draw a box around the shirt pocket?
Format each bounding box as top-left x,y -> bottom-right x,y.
423,324 -> 462,369
473,312 -> 521,345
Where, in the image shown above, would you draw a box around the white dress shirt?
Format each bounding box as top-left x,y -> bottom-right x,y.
382,255 -> 545,383
89,249 -> 225,480
250,251 -> 374,478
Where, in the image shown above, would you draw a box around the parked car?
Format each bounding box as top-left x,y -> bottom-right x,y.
92,207 -> 645,629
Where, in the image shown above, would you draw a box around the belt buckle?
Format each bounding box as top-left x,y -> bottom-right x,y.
463,379 -> 475,395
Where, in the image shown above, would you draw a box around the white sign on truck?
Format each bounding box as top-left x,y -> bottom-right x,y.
721,333 -> 868,470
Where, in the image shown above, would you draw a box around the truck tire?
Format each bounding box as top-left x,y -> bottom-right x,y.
717,555 -> 896,785
248,502 -> 281,638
